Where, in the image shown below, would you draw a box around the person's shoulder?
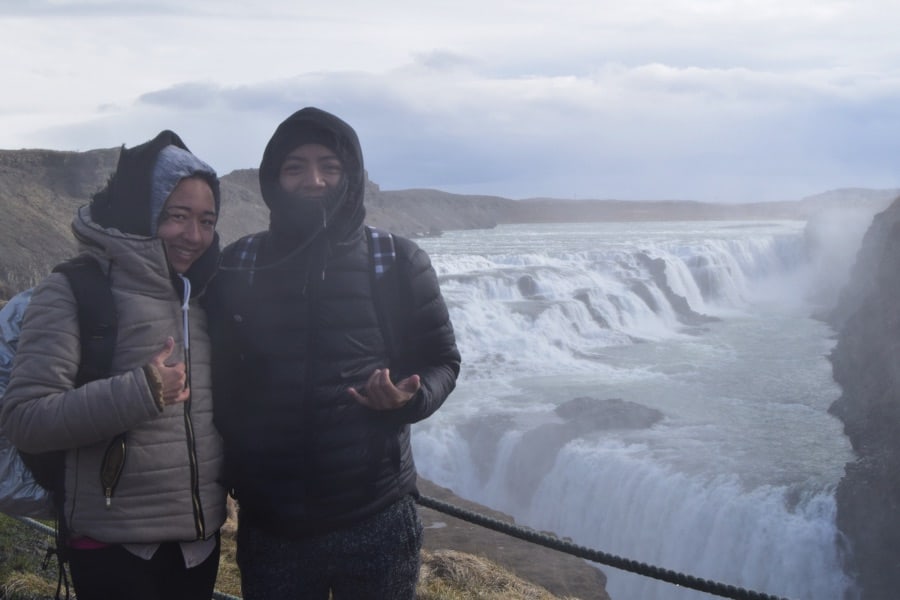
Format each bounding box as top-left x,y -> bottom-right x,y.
223,231 -> 268,253
14,272 -> 77,329
32,271 -> 76,301
385,233 -> 422,257
221,232 -> 268,265
389,236 -> 438,277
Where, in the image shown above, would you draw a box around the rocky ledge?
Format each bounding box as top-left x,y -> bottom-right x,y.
827,195 -> 900,599
417,477 -> 611,600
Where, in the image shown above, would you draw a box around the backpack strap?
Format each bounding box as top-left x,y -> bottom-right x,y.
37,255 -> 116,597
366,226 -> 398,361
367,226 -> 396,279
224,232 -> 267,286
28,256 -> 118,493
52,256 -> 117,387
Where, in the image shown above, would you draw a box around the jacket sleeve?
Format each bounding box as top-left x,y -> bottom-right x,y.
0,273 -> 161,453
387,238 -> 461,424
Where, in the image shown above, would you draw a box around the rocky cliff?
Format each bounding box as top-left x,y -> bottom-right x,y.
828,196 -> 900,599
0,148 -> 120,297
5,146 -> 896,301
0,148 -> 503,299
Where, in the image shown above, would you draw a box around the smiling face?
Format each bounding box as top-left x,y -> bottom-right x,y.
278,143 -> 343,199
155,177 -> 217,273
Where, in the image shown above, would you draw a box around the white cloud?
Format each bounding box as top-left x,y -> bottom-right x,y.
3,0 -> 900,202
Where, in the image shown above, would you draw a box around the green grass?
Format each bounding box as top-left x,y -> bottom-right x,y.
0,515 -> 60,599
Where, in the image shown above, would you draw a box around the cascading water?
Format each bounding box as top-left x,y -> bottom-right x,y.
412,218 -> 868,600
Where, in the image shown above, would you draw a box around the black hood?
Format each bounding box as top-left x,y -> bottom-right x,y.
259,107 -> 367,250
88,130 -> 222,295
90,130 -> 221,237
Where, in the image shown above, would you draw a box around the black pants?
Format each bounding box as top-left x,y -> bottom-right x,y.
67,535 -> 221,600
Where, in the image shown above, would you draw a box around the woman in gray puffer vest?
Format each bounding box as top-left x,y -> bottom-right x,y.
1,130 -> 226,600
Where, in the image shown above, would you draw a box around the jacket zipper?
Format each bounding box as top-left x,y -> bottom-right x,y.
179,275 -> 205,539
99,434 -> 127,508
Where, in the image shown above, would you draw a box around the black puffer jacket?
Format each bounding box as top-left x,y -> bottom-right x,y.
207,107 -> 460,537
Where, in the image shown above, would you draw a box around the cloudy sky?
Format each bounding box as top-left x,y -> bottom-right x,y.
3,1 -> 900,203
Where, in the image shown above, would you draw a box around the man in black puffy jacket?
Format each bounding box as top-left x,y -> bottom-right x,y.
205,107 -> 460,599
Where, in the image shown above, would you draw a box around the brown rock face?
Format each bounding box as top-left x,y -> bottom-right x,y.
417,478 -> 611,600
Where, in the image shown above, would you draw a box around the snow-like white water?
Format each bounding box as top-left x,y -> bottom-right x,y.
412,219 -> 867,600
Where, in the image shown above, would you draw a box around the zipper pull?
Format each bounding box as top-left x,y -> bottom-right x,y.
100,434 -> 127,510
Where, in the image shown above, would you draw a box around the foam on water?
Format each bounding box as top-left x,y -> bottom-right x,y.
414,218 -> 868,599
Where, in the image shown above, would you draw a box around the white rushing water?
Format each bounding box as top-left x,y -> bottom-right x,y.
411,218 -> 871,600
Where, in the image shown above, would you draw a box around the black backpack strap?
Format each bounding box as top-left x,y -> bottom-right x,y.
52,256 -> 117,387
31,255 -> 116,599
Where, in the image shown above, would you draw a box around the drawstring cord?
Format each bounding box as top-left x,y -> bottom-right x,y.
179,274 -> 191,352
178,274 -> 191,389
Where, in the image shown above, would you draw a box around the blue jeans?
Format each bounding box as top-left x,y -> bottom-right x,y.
237,495 -> 423,600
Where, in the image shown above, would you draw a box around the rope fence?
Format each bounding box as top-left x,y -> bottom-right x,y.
13,495 -> 795,600
416,495 -> 793,600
